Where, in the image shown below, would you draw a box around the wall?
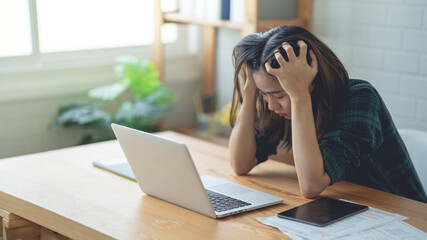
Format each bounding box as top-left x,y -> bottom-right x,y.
312,0 -> 427,131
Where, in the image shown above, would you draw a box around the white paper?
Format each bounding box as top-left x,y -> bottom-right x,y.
340,220 -> 427,240
257,207 -> 407,240
280,228 -> 311,240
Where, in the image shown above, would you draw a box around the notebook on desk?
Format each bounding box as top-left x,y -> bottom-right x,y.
93,157 -> 135,181
96,123 -> 283,218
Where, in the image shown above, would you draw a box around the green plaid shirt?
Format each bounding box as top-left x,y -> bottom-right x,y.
255,79 -> 427,203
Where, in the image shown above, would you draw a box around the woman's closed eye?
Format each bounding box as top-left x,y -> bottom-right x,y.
260,91 -> 285,99
273,94 -> 285,99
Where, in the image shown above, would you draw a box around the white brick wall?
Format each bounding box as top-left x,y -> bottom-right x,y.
424,7 -> 427,28
369,28 -> 402,49
418,101 -> 427,120
421,55 -> 427,75
313,0 -> 427,131
387,5 -> 423,28
384,51 -> 418,74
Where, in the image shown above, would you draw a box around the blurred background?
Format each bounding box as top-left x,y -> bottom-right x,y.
0,0 -> 426,159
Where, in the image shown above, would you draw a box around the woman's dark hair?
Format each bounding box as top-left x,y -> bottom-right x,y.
230,25 -> 349,148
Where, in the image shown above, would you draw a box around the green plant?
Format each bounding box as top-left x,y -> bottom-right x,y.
50,56 -> 178,145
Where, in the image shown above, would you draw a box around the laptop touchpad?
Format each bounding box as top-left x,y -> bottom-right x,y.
210,183 -> 253,195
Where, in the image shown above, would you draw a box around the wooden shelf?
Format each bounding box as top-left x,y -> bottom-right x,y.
257,19 -> 304,32
163,13 -> 243,30
164,13 -> 305,33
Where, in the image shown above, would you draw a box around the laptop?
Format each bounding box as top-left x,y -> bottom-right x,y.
109,123 -> 283,218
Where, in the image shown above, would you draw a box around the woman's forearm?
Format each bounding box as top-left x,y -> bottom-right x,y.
229,96 -> 258,175
291,94 -> 331,198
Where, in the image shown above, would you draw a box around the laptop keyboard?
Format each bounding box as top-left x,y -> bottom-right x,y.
206,189 -> 251,212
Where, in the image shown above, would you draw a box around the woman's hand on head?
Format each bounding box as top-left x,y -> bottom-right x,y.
265,40 -> 318,101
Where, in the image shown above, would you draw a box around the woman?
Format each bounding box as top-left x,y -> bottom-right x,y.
228,25 -> 427,203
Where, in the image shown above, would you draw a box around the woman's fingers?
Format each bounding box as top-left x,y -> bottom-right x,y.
309,49 -> 318,72
297,40 -> 308,61
274,50 -> 288,68
243,65 -> 257,96
245,66 -> 255,88
282,42 -> 297,61
246,66 -> 253,80
267,41 -> 315,78
265,61 -> 278,75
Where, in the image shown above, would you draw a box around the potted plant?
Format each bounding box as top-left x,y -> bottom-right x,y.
51,55 -> 178,145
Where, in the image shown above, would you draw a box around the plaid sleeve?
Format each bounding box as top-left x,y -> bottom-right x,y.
320,130 -> 362,185
320,86 -> 383,185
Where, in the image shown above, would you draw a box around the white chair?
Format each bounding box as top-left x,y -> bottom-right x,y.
398,129 -> 427,193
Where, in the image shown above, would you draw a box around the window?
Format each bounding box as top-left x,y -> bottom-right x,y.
0,0 -> 32,57
0,0 -> 179,67
37,0 -> 176,53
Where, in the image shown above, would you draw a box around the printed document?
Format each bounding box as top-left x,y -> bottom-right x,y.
257,205 -> 426,240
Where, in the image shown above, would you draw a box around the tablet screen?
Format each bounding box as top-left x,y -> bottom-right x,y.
277,198 -> 368,227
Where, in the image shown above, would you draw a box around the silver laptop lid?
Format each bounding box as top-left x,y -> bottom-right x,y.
111,123 -> 216,218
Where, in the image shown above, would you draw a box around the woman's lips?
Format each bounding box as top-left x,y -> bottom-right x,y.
275,112 -> 291,119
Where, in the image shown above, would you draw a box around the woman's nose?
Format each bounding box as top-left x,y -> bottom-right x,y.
267,96 -> 279,111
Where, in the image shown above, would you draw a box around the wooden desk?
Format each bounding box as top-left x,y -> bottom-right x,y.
0,131 -> 426,239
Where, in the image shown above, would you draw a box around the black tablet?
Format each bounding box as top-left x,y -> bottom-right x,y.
277,197 -> 369,227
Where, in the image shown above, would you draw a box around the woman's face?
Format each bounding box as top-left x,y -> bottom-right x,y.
252,70 -> 291,120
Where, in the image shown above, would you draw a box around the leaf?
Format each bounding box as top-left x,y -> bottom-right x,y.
144,85 -> 178,106
50,104 -> 111,129
88,79 -> 129,100
130,61 -> 160,100
56,103 -> 86,115
51,103 -> 87,128
113,56 -> 161,101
